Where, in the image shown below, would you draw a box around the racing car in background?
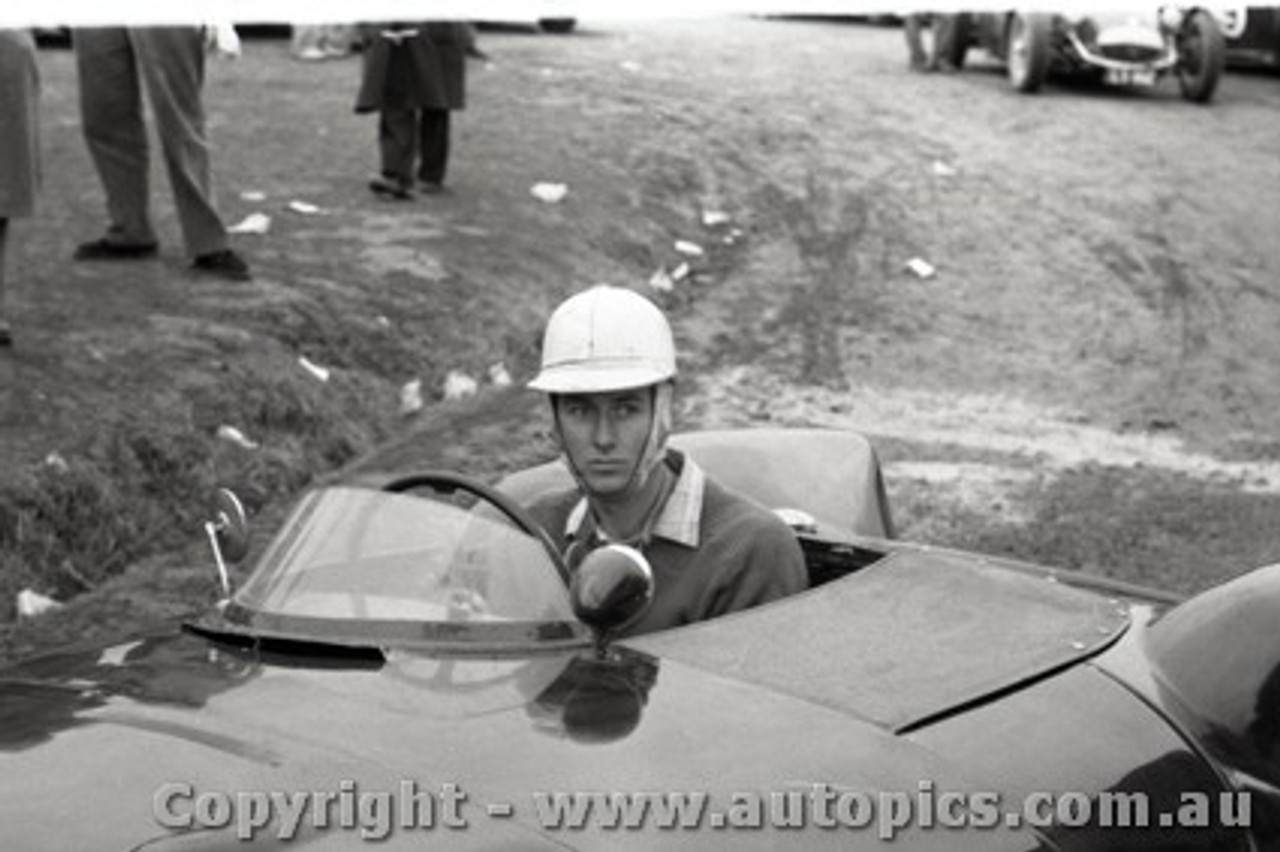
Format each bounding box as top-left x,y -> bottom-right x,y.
0,428 -> 1276,849
944,9 -> 1228,102
1218,5 -> 1280,68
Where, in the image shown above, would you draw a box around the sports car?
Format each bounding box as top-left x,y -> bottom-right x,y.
947,10 -> 1227,102
1218,6 -> 1280,69
1,428 -> 1276,849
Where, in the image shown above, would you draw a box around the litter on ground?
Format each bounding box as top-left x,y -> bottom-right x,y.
228,212 -> 271,234
488,363 -> 512,387
298,356 -> 331,383
906,257 -> 937,279
399,379 -> 423,415
16,589 -> 63,619
443,370 -> 478,401
216,424 -> 259,450
530,183 -> 569,204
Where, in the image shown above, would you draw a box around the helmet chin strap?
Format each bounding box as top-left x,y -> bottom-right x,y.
628,382 -> 673,494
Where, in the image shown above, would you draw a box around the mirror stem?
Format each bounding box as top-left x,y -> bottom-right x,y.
204,520 -> 232,598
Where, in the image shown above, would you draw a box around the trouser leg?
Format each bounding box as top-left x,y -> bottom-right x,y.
0,218 -> 9,317
130,27 -> 228,257
933,15 -> 959,69
75,27 -> 156,245
904,14 -> 929,68
418,109 -> 450,185
290,25 -> 322,58
378,108 -> 416,185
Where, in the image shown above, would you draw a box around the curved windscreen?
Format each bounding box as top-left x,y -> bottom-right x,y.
232,487 -> 575,633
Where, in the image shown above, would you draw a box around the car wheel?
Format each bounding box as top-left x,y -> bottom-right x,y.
1006,13 -> 1052,93
1176,9 -> 1225,103
539,18 -> 577,34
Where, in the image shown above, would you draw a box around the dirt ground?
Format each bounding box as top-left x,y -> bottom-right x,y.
2,18 -> 1279,662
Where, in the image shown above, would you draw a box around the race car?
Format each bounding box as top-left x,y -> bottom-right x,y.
0,428 -> 1275,849
946,9 -> 1227,102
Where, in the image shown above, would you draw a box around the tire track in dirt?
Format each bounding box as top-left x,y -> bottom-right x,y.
636,21 -> 1280,582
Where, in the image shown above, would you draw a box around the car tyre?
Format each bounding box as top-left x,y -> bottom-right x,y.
1176,9 -> 1225,103
1006,12 -> 1052,93
539,18 -> 577,34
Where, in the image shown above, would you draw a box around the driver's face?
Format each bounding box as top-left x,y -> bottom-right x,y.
555,390 -> 653,496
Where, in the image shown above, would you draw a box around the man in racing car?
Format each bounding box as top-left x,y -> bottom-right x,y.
525,285 -> 807,636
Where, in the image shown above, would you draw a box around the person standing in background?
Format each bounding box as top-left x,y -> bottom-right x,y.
72,26 -> 250,281
903,13 -> 961,72
290,24 -> 356,61
904,13 -> 933,70
355,21 -> 469,200
0,29 -> 41,348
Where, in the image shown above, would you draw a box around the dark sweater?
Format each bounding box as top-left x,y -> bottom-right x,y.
527,473 -> 808,637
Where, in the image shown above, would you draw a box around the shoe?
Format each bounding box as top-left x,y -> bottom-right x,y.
74,237 -> 159,260
369,175 -> 413,200
0,320 -> 11,348
192,249 -> 252,282
418,181 -> 445,195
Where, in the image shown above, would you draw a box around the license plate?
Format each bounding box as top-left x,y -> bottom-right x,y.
1105,68 -> 1157,86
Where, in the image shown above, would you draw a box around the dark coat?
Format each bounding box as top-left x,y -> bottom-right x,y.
354,21 -> 467,113
0,29 -> 40,217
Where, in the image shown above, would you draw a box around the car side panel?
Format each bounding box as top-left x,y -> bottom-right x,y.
0,633 -> 1052,851
908,663 -> 1249,851
1225,7 -> 1280,67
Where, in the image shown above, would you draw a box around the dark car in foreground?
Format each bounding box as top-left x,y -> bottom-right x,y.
1,428 -> 1276,849
948,9 -> 1227,102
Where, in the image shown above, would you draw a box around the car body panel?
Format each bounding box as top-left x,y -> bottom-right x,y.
2,427 -> 1275,849
966,11 -> 1176,69
627,547 -> 1130,732
910,653 -> 1251,851
1219,6 -> 1280,67
2,632 -> 1051,850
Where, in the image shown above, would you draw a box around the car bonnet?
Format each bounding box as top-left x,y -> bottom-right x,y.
626,547 -> 1132,733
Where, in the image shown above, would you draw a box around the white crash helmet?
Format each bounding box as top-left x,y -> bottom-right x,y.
528,286 -> 676,394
